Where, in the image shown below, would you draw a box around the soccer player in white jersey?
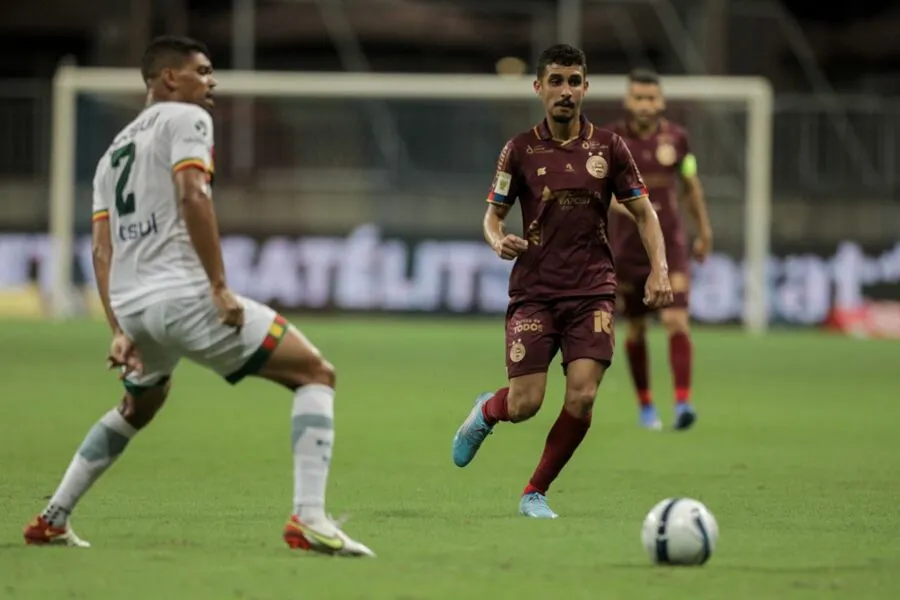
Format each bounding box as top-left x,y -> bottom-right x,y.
23,35 -> 374,557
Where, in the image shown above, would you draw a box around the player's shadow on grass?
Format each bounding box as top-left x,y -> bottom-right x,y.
0,541 -> 47,550
705,563 -> 885,574
608,562 -> 884,573
369,508 -> 528,520
369,508 -> 433,519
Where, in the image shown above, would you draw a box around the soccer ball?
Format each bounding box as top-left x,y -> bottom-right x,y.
641,497 -> 718,566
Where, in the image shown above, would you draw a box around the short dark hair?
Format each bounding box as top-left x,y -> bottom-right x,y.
536,44 -> 587,79
141,35 -> 210,84
628,68 -> 661,86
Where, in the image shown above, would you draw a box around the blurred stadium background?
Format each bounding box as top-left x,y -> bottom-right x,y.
1,0 -> 898,332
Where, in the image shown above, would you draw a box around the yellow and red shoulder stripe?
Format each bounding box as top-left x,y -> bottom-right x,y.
173,157 -> 213,184
92,209 -> 110,222
173,158 -> 209,174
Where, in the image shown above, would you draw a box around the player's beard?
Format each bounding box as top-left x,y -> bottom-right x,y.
550,113 -> 574,124
630,111 -> 658,130
550,106 -> 576,123
550,100 -> 576,124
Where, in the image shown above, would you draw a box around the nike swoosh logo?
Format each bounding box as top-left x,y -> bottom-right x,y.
296,524 -> 344,551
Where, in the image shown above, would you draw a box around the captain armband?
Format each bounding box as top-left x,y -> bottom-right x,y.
680,153 -> 698,178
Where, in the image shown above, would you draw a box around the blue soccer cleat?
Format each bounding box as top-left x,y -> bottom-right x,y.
519,492 -> 558,519
640,404 -> 662,431
674,403 -> 697,431
452,392 -> 495,467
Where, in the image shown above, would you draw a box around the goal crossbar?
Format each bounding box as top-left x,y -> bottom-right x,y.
49,66 -> 773,331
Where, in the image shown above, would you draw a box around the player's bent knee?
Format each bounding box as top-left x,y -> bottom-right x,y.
507,387 -> 544,423
564,383 -> 598,417
259,325 -> 338,390
273,355 -> 335,391
563,358 -> 606,417
627,318 -> 648,341
506,372 -> 547,422
119,378 -> 171,429
661,309 -> 690,335
507,395 -> 542,422
305,356 -> 336,388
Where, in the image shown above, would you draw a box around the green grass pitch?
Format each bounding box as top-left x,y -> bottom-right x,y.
1,316 -> 898,599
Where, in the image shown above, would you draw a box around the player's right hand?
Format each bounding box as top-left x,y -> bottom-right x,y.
107,330 -> 143,380
644,269 -> 674,309
692,232 -> 713,263
213,287 -> 245,333
493,235 -> 529,260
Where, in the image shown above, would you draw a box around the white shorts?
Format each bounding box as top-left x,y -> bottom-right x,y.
116,293 -> 288,390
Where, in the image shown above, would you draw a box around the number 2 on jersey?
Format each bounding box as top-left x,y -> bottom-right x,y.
111,142 -> 136,216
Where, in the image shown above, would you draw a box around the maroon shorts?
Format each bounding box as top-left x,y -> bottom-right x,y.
505,296 -> 616,379
616,268 -> 690,318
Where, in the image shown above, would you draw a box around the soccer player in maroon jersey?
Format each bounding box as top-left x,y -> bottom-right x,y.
606,68 -> 713,431
451,45 -> 673,519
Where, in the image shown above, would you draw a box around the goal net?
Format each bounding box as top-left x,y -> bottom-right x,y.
48,68 -> 773,332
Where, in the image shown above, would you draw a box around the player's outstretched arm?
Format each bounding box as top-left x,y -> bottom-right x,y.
175,168 -> 227,291
679,162 -> 713,261
175,168 -> 244,330
484,203 -> 527,260
483,141 -> 527,260
91,217 -> 120,334
610,132 -> 672,307
92,216 -> 142,375
622,196 -> 673,308
170,106 -> 243,330
609,198 -> 636,222
622,196 -> 667,271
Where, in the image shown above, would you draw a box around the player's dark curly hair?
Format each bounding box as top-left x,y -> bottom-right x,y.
536,44 -> 587,79
141,35 -> 210,85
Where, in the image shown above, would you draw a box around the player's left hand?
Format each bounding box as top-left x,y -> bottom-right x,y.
107,330 -> 143,380
692,232 -> 713,262
644,269 -> 674,309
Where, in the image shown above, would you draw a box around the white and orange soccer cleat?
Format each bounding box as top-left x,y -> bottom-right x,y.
23,515 -> 91,548
282,514 -> 375,557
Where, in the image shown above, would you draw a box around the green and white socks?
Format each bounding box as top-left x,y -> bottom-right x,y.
291,384 -> 335,525
40,385 -> 337,531
42,409 -> 137,527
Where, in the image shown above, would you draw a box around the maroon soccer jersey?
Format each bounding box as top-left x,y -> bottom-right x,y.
486,115 -> 648,304
605,119 -> 691,273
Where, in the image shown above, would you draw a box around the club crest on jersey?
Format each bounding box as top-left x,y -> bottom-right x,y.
509,339 -> 526,363
585,154 -> 608,179
656,143 -> 677,166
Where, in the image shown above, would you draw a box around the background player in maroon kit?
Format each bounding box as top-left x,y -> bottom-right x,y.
451,45 -> 672,519
606,69 -> 713,431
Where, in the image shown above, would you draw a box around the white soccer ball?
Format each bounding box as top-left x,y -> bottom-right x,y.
641,497 -> 718,566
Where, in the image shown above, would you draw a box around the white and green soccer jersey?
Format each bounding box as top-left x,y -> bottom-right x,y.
91,102 -> 215,316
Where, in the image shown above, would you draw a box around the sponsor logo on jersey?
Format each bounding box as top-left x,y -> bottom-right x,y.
118,213 -> 159,242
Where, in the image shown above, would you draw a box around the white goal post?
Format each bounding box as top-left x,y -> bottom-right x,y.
49,66 -> 773,332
